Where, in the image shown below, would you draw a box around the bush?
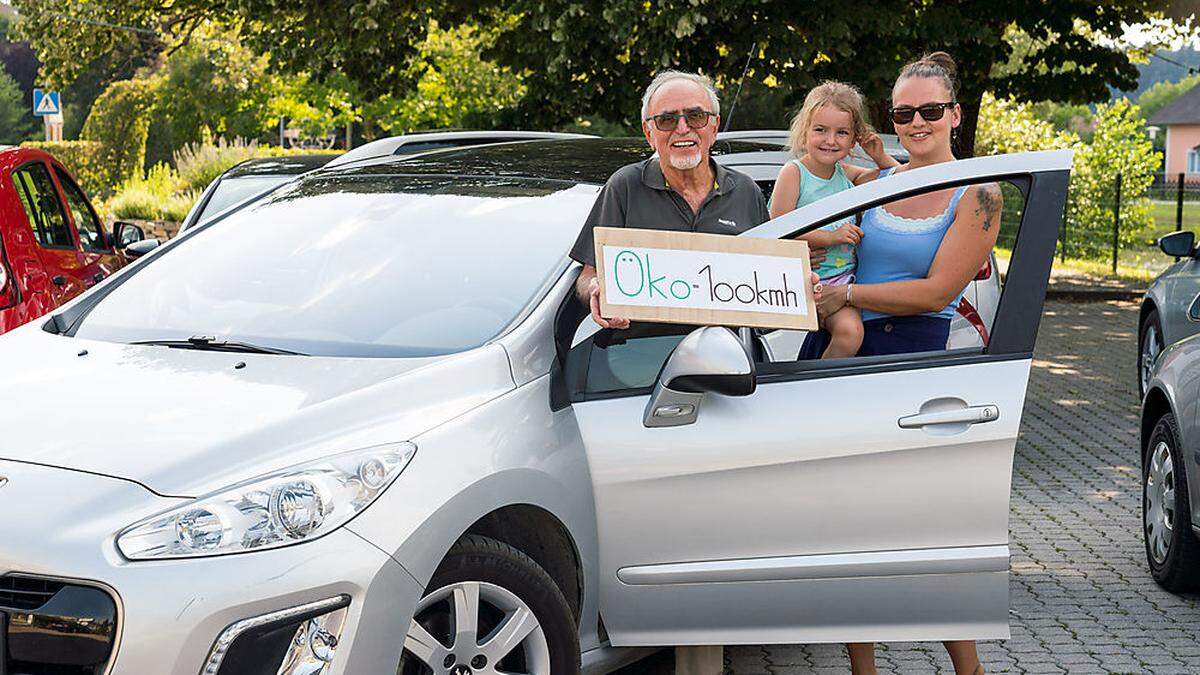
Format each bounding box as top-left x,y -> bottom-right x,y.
1065,100 -> 1161,259
173,138 -> 260,192
108,185 -> 163,221
81,78 -> 159,197
20,140 -> 108,198
976,94 -> 1160,261
108,163 -> 198,221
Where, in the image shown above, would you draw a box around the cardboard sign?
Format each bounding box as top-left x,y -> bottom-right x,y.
595,227 -> 818,331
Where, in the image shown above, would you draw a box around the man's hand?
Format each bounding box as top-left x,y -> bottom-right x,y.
577,267 -> 631,330
810,246 -> 827,267
588,277 -> 631,329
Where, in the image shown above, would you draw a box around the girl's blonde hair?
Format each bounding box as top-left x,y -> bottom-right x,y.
786,81 -> 874,157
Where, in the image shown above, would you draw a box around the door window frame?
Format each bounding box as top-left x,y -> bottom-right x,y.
556,159 -> 1070,403
11,160 -> 79,251
51,164 -> 107,253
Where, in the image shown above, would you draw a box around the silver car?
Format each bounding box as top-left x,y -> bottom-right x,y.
1138,230 -> 1200,398
0,140 -> 1069,675
1141,317 -> 1200,593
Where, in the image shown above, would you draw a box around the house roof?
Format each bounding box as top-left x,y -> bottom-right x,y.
1150,83 -> 1200,125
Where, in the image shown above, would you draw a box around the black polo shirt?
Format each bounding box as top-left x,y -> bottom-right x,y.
569,158 -> 769,266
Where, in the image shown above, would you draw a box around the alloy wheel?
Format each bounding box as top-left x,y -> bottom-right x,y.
1141,323 -> 1162,396
1146,440 -> 1177,565
403,581 -> 551,675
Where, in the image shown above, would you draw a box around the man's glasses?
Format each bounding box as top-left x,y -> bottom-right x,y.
889,102 -> 955,125
645,109 -> 717,131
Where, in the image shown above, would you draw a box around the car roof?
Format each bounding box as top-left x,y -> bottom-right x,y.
324,130 -> 601,168
222,154 -> 337,178
324,137 -> 786,186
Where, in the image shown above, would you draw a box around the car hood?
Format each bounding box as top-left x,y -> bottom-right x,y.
0,328 -> 514,497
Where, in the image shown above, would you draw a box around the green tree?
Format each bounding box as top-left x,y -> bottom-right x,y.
10,0 -> 440,98
1028,100 -> 1095,138
149,27 -> 274,157
1066,99 -> 1161,259
0,68 -> 36,143
976,94 -> 1159,260
975,93 -> 1078,156
81,77 -> 158,195
361,19 -> 524,135
475,1 -> 1167,155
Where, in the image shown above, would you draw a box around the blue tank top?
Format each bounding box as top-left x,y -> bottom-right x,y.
856,167 -> 969,322
790,159 -> 856,279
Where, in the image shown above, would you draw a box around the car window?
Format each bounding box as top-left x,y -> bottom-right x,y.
577,325 -> 694,395
564,176 -> 1028,399
199,175 -> 297,222
12,162 -> 74,249
55,167 -> 105,252
75,176 -> 600,358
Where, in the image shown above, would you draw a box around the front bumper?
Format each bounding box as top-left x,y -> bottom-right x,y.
0,460 -> 423,675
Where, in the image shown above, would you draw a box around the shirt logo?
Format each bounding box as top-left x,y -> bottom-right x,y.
718,218 -> 738,228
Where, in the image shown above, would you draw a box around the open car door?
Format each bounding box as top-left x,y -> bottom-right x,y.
561,151 -> 1070,645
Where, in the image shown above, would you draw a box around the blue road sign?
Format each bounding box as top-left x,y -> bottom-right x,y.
32,89 -> 61,116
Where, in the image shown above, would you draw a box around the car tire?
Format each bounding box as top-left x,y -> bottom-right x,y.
400,534 -> 580,675
1139,309 -> 1164,400
1143,413 -> 1200,592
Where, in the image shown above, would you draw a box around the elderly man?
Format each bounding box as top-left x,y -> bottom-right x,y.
570,70 -> 774,328
568,70 -> 783,675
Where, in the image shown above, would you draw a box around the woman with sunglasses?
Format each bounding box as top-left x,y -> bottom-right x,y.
808,51 -> 1001,364
809,50 -> 999,674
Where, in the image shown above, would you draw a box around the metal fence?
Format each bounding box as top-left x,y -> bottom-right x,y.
994,172 -> 1194,278
1149,172 -> 1200,204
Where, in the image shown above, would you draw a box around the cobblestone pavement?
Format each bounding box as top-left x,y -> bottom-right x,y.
617,301 -> 1200,674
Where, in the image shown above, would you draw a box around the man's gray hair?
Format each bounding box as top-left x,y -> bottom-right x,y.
640,71 -> 721,120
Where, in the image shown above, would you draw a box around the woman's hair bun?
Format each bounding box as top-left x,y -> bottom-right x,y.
920,51 -> 957,80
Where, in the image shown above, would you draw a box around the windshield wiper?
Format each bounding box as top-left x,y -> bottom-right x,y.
131,335 -> 307,356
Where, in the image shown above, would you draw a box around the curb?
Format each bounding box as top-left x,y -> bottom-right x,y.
1045,287 -> 1143,302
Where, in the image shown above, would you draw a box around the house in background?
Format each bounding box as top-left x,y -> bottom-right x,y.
1151,84 -> 1200,176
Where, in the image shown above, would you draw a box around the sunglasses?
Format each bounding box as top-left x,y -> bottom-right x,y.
889,102 -> 956,125
645,109 -> 717,132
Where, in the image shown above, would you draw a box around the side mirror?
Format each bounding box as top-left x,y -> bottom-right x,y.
124,239 -> 160,259
1159,231 -> 1195,258
113,221 -> 147,249
643,326 -> 755,428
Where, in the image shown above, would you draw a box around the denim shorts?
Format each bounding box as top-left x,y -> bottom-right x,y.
797,315 -> 950,359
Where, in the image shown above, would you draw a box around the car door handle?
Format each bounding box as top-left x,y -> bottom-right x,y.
898,404 -> 999,429
52,275 -> 66,286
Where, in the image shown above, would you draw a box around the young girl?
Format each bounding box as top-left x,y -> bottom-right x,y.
770,81 -> 898,358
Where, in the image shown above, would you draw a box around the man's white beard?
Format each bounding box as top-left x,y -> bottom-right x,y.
669,150 -> 702,170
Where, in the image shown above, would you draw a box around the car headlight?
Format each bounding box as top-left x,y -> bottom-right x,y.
117,442 -> 416,560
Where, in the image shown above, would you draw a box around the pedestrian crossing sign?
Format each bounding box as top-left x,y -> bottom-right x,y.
32,89 -> 61,116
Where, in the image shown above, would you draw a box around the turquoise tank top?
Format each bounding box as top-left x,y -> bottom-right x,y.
856,167 -> 969,322
791,159 -> 856,279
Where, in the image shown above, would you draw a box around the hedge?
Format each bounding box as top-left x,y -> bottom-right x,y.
81,78 -> 158,198
19,140 -> 108,199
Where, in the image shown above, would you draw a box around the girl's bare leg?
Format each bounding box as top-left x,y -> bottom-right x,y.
847,642 -> 877,675
943,640 -> 984,675
821,306 -> 864,359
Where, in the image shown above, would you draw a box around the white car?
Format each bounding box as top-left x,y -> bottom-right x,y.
0,139 -> 1069,675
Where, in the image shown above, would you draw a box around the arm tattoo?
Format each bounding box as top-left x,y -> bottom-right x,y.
973,185 -> 1001,232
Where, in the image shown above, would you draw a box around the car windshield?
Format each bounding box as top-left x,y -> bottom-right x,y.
199,174 -> 298,222
77,175 -> 598,357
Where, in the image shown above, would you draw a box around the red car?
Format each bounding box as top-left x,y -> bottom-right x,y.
0,146 -> 141,333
